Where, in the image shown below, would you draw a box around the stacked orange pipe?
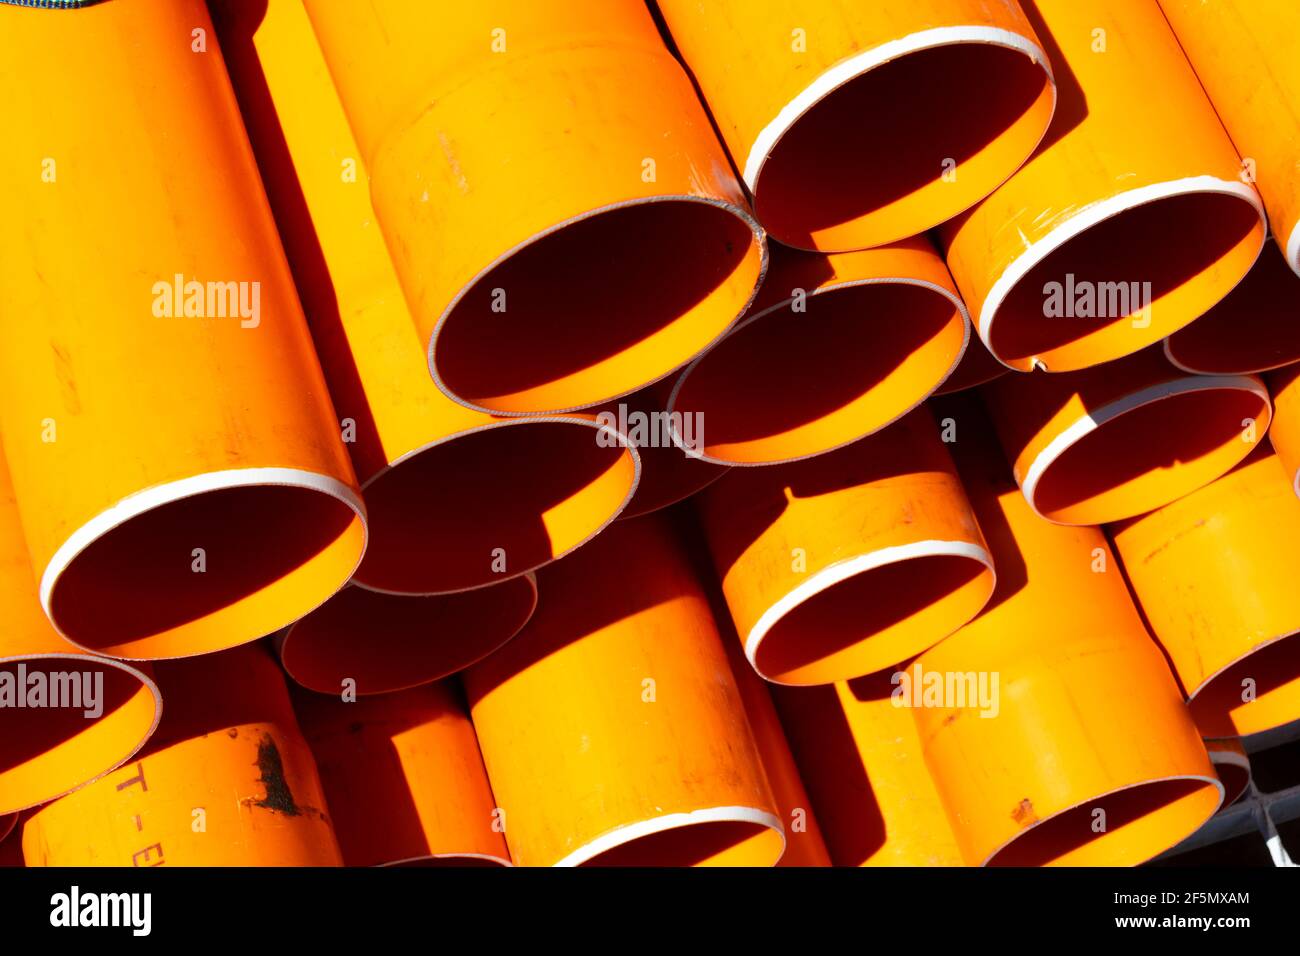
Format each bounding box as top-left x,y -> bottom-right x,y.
22,644 -> 342,867
914,397 -> 1220,866
1110,445 -> 1300,739
982,349 -> 1269,525
464,515 -> 783,866
1158,0 -> 1300,276
668,238 -> 970,465
941,0 -> 1267,373
304,0 -> 766,416
0,0 -> 366,660
214,0 -> 639,598
696,409 -> 994,685
656,0 -> 1056,251
0,451 -> 161,816
292,681 -> 511,867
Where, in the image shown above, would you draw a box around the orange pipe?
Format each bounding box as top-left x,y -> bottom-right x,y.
774,676 -> 965,866
304,0 -> 766,416
656,0 -> 1055,252
1206,739 -> 1251,808
0,0 -> 366,660
1158,0 -> 1300,276
982,349 -> 1270,526
695,409 -> 994,685
1163,243 -> 1300,374
214,0 -> 639,596
667,238 -> 970,465
914,396 -> 1220,866
292,681 -> 510,867
463,515 -> 783,866
22,645 -> 342,867
1110,445 -> 1300,739
277,576 -> 537,696
1268,364 -> 1300,494
0,452 -> 161,816
941,0 -> 1267,373
595,386 -> 728,520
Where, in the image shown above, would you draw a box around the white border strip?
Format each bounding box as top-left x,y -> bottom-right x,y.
977,177 -> 1266,368
744,539 -> 995,685
40,467 -> 368,623
1018,375 -> 1270,521
743,25 -> 1055,192
552,805 -> 784,868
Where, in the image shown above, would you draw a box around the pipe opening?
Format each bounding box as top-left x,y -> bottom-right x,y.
0,657 -> 158,814
674,282 -> 965,464
1029,385 -> 1268,525
988,191 -> 1264,371
354,420 -> 636,594
577,816 -> 783,867
753,552 -> 994,685
753,40 -> 1054,251
281,576 -> 538,695
49,483 -> 363,660
1191,630 -> 1300,739
433,199 -> 761,414
986,777 -> 1221,866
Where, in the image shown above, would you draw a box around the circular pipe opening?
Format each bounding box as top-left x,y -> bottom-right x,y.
354,419 -> 637,595
986,189 -> 1265,371
0,655 -> 160,814
431,198 -> 763,415
1190,629 -> 1300,739
750,549 -> 995,685
985,777 -> 1221,866
566,811 -> 784,867
752,37 -> 1055,251
281,575 -> 538,696
1025,382 -> 1269,525
46,476 -> 365,660
672,281 -> 966,465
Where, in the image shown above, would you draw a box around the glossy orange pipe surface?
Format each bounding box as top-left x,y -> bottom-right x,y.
22,645 -> 342,867
292,681 -> 511,867
305,0 -> 766,416
696,410 -> 994,685
215,0 -> 638,596
277,575 -> 537,696
941,0 -> 1266,372
983,349 -> 1269,525
657,0 -> 1056,251
1111,446 -> 1300,739
668,238 -> 970,465
915,396 -> 1220,866
464,515 -> 783,866
0,0 -> 366,660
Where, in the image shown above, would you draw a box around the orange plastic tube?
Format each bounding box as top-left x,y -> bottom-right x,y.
214,0 -> 639,596
1158,0 -> 1300,276
941,0 -> 1266,373
1206,740 -> 1251,808
1163,243 -> 1300,374
292,681 -> 510,867
1268,364 -> 1300,494
775,677 -> 965,866
0,0 -> 365,660
595,386 -> 728,520
695,410 -> 995,685
22,645 -> 342,867
0,452 -> 161,816
304,0 -> 765,416
982,349 -> 1270,526
463,515 -> 783,867
668,238 -> 970,465
914,397 -> 1221,866
277,576 -> 537,696
656,0 -> 1055,251
1110,446 -> 1300,739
